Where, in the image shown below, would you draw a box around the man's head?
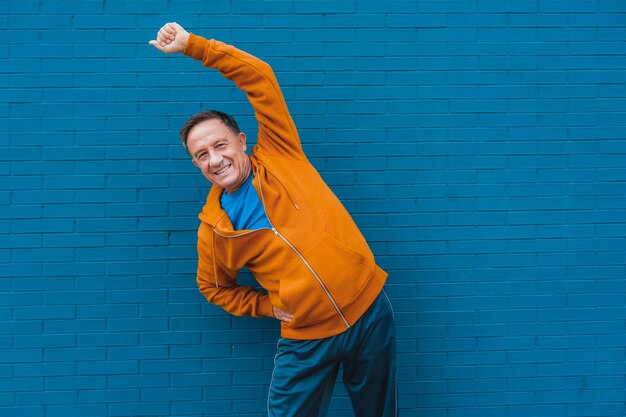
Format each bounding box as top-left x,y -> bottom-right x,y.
180,110 -> 251,194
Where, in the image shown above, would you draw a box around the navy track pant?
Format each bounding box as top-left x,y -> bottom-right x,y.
268,290 -> 397,417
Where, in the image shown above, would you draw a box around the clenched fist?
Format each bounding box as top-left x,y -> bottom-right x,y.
149,22 -> 189,54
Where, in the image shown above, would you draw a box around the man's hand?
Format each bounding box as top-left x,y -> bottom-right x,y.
272,306 -> 293,323
149,22 -> 189,54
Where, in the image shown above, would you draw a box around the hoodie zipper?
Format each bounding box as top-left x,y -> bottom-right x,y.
255,168 -> 350,329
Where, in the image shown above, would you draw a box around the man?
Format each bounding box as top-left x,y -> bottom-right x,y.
150,22 -> 397,417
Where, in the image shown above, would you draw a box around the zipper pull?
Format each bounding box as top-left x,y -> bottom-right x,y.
272,227 -> 279,236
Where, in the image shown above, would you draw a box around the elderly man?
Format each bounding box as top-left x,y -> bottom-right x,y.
150,22 -> 397,417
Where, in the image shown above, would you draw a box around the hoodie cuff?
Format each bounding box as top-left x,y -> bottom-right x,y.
258,295 -> 274,318
183,33 -> 211,61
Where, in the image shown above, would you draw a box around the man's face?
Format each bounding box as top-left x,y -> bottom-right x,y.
187,118 -> 251,194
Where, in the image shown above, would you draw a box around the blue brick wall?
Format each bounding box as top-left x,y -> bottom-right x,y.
2,1 -> 626,416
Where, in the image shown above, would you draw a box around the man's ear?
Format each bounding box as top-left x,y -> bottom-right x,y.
238,132 -> 247,151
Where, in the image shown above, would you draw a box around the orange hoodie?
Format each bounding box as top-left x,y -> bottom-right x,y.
184,34 -> 388,340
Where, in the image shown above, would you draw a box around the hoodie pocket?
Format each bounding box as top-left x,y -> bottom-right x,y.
302,232 -> 375,308
277,257 -> 337,328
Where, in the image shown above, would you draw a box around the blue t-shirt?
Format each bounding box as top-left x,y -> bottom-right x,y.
220,171 -> 272,231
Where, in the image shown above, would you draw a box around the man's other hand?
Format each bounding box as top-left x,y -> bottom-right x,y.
272,306 -> 293,323
149,22 -> 189,54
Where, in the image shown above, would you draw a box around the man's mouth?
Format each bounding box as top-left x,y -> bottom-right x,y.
214,165 -> 231,175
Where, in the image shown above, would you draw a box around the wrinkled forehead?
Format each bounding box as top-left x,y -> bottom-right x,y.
188,118 -> 233,140
187,119 -> 236,150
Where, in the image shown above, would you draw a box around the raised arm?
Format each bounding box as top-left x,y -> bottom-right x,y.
149,24 -> 294,323
150,23 -> 304,159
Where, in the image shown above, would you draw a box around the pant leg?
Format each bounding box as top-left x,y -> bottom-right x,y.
268,337 -> 340,417
341,290 -> 398,417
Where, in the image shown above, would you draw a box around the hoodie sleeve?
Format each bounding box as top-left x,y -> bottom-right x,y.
196,225 -> 274,319
183,33 -> 304,159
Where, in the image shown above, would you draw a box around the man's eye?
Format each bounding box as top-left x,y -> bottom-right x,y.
198,153 -> 208,160
216,144 -> 226,149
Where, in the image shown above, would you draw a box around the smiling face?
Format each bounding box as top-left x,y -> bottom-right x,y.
187,118 -> 251,194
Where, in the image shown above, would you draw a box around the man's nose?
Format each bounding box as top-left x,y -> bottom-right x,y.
208,152 -> 223,166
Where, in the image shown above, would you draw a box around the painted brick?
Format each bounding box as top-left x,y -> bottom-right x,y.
109,402 -> 170,417
14,390 -> 77,405
106,203 -> 169,218
43,233 -> 106,248
44,319 -> 107,335
0,407 -> 44,417
77,304 -> 139,319
170,401 -> 231,416
0,376 -> 43,392
107,318 -> 168,332
107,374 -> 169,389
14,335 -> 76,349
14,362 -> 77,377
45,405 -> 108,417
108,346 -> 168,361
0,348 -> 42,363
170,344 -> 230,360
141,387 -> 202,402
79,389 -> 141,404
140,359 -> 202,374
12,219 -> 73,233
79,360 -> 139,376
0,234 -> 42,249
104,289 -> 167,304
45,376 -> 106,390
137,330 -> 201,347
44,347 -> 106,362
